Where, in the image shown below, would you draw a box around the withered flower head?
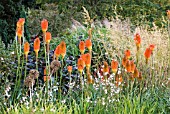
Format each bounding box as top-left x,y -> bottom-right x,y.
24,76 -> 35,88
50,60 -> 61,73
29,69 -> 39,79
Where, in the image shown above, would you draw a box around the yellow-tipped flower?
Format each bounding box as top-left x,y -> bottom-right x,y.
111,59 -> 118,74
41,19 -> 48,33
24,42 -> 30,61
77,58 -> 85,74
45,32 -> 51,44
34,38 -> 40,58
60,41 -> 66,59
85,38 -> 92,52
67,66 -> 72,74
79,41 -> 85,54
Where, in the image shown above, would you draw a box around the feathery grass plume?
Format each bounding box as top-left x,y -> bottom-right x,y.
103,61 -> 109,76
29,69 -> 39,79
77,58 -> 85,75
134,33 -> 141,51
24,42 -> 30,61
45,32 -> 51,53
79,41 -> 85,54
43,68 -> 50,82
144,47 -> 152,64
16,27 -> 22,44
67,66 -> 72,75
133,67 -> 139,78
41,19 -> 48,33
24,76 -> 35,88
54,45 -> 61,60
60,41 -> 66,59
122,56 -> 127,67
125,60 -> 131,72
125,50 -> 131,59
85,38 -> 92,53
167,10 -> 170,20
34,37 -> 40,60
50,60 -> 60,74
130,60 -> 135,73
111,59 -> 118,74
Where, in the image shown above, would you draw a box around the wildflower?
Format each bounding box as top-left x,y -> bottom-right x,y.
43,68 -> 50,82
60,41 -> 66,59
79,41 -> 85,54
85,38 -> 92,52
67,66 -> 72,74
50,60 -> 60,73
29,69 -> 39,79
125,60 -> 131,72
41,19 -> 48,33
111,59 -> 118,74
149,44 -> 155,51
130,60 -> 135,73
84,53 -> 91,71
103,61 -> 109,76
54,45 -> 61,60
34,38 -> 40,58
17,18 -> 25,28
77,58 -> 85,74
87,73 -> 94,84
45,32 -> 51,44
125,50 -> 131,59
133,67 -> 139,78
134,33 -> 141,51
144,47 -> 152,64
167,10 -> 170,20
17,28 -> 22,44
115,74 -> 123,87
24,42 -> 30,61
122,56 -> 127,67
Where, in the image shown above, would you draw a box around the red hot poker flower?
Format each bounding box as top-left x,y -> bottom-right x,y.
45,32 -> 51,44
125,50 -> 131,59
24,42 -> 30,61
60,41 -> 66,59
34,37 -> 40,58
144,47 -> 152,64
67,66 -> 72,74
149,44 -> 155,51
79,41 -> 85,54
41,19 -> 48,33
167,10 -> 170,20
103,61 -> 109,75
122,56 -> 127,67
130,60 -> 136,73
85,38 -> 92,52
134,33 -> 141,50
111,59 -> 118,74
54,45 -> 61,60
125,60 -> 131,73
77,58 -> 85,74
17,28 -> 22,44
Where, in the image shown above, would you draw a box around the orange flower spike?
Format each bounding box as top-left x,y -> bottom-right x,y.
41,19 -> 48,33
43,68 -> 50,82
167,10 -> 170,20
85,38 -> 92,52
144,47 -> 152,64
79,41 -> 85,54
18,18 -> 25,26
45,32 -> 52,44
149,44 -> 155,51
125,60 -> 131,72
54,45 -> 61,60
137,72 -> 142,81
122,56 -> 127,67
103,61 -> 109,75
111,59 -> 118,74
67,66 -> 73,74
133,67 -> 139,78
17,28 -> 22,44
77,58 -> 85,74
60,41 -> 66,59
85,53 -> 91,68
34,37 -> 40,58
134,33 -> 141,50
130,60 -> 136,73
125,50 -> 131,59
24,42 -> 30,61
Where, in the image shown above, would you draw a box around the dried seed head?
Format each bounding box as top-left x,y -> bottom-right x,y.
50,60 -> 61,73
29,69 -> 39,79
24,76 -> 35,88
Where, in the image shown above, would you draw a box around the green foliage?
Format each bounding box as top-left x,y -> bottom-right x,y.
0,0 -> 30,46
